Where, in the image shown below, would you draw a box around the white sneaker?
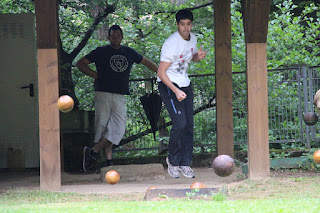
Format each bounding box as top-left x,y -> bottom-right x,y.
179,166 -> 195,178
166,157 -> 180,178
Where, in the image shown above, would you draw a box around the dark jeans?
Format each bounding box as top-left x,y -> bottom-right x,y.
158,81 -> 194,166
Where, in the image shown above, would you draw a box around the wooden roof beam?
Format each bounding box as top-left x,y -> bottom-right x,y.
242,0 -> 271,43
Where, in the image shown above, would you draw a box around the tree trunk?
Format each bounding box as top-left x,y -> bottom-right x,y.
60,52 -> 79,108
91,4 -> 109,40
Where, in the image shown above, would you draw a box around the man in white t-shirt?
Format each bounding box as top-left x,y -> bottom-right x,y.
157,9 -> 206,178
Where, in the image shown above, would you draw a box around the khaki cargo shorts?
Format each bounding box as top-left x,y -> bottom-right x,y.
94,91 -> 127,145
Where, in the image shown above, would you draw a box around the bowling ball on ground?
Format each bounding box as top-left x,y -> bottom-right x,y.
190,182 -> 206,189
57,95 -> 74,113
105,170 -> 120,185
313,149 -> 320,164
147,186 -> 158,190
212,155 -> 235,177
146,186 -> 158,193
303,112 -> 318,126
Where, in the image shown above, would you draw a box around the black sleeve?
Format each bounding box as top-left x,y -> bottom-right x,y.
85,48 -> 99,63
129,47 -> 143,64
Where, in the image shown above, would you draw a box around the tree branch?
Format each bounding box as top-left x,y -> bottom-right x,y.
153,1 -> 214,15
130,13 -> 173,44
13,0 -> 35,13
58,35 -> 68,61
69,3 -> 116,61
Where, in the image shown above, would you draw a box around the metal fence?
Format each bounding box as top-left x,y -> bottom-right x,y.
114,65 -> 320,156
306,66 -> 320,146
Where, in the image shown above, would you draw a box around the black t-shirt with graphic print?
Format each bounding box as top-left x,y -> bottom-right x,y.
85,45 -> 143,95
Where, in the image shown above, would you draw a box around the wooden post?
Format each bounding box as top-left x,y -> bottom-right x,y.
242,0 -> 271,179
246,43 -> 270,179
35,0 -> 61,191
214,0 -> 234,157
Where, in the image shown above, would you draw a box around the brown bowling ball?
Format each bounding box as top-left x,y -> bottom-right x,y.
303,112 -> 318,126
212,155 -> 235,177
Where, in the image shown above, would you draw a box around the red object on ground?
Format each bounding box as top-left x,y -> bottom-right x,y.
190,182 -> 206,189
146,186 -> 158,193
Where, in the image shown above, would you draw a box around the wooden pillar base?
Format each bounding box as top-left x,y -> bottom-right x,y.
38,49 -> 61,191
246,43 -> 270,179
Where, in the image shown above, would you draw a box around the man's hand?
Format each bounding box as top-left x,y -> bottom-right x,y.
175,89 -> 187,102
197,46 -> 207,60
192,46 -> 207,62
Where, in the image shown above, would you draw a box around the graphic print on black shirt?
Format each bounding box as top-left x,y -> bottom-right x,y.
110,55 -> 129,72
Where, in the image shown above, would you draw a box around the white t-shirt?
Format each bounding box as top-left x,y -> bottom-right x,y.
158,31 -> 198,87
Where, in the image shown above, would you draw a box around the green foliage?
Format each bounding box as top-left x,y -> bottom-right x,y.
0,0 -> 34,13
185,189 -> 200,198
304,148 -> 320,171
267,0 -> 320,68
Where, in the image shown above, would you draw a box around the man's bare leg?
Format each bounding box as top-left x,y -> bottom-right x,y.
93,137 -> 113,166
92,136 -> 113,159
92,137 -> 109,153
104,142 -> 113,160
83,137 -> 113,171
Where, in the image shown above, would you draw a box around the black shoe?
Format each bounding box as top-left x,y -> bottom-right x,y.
105,159 -> 114,167
83,146 -> 97,172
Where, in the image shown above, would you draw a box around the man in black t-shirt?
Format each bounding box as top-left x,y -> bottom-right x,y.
76,25 -> 158,172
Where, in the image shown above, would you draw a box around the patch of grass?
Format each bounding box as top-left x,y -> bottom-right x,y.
185,189 -> 200,198
229,176 -> 320,200
211,191 -> 227,201
1,175 -> 320,212
1,198 -> 320,212
290,177 -> 304,182
0,189 -> 122,205
157,194 -> 169,199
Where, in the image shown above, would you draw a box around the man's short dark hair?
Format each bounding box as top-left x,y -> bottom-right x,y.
176,9 -> 193,23
108,25 -> 123,37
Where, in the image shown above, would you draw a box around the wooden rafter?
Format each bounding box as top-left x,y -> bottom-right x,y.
242,0 -> 271,43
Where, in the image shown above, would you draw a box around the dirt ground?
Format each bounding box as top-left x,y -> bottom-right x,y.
0,164 -> 319,199
0,165 -> 241,194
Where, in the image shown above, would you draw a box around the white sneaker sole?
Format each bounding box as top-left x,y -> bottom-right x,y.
83,147 -> 88,172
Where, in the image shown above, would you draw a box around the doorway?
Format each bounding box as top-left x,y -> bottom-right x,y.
0,13 -> 39,169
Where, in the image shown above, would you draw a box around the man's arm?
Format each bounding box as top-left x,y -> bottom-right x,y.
140,57 -> 158,73
157,61 -> 186,102
75,57 -> 98,79
191,46 -> 207,62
